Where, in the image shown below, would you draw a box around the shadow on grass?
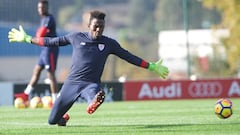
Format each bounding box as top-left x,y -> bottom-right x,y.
143,122 -> 240,129
68,121 -> 240,128
63,122 -> 240,134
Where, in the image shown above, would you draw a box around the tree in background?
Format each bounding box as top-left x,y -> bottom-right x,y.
155,0 -> 183,30
154,0 -> 229,79
155,0 -> 221,30
203,0 -> 240,75
115,0 -> 160,80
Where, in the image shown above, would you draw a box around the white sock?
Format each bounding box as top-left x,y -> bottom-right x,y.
52,93 -> 58,103
24,85 -> 34,95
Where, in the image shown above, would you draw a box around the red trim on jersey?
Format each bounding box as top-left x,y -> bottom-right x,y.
36,27 -> 49,37
37,37 -> 44,46
140,60 -> 149,68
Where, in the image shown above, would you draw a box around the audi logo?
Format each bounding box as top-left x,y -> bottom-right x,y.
188,82 -> 222,97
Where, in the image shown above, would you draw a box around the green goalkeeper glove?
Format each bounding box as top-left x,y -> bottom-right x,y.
8,25 -> 32,43
148,59 -> 169,79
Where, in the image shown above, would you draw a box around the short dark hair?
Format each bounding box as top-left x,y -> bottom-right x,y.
89,10 -> 106,22
39,0 -> 48,6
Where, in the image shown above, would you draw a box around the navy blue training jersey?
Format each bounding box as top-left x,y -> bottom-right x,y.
42,32 -> 147,83
37,14 -> 57,37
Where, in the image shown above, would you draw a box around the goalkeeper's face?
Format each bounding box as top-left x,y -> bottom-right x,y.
88,18 -> 105,40
38,2 -> 48,16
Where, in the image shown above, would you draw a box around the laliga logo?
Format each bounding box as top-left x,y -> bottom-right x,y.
188,82 -> 222,97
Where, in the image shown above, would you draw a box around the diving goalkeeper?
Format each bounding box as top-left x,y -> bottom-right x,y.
8,10 -> 169,126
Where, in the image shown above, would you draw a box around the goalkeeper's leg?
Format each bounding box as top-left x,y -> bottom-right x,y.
48,82 -> 78,126
80,83 -> 105,114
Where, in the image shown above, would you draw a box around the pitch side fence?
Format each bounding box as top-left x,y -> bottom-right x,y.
1,78 -> 240,106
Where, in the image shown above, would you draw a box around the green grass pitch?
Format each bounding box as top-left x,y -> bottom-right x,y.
0,99 -> 239,135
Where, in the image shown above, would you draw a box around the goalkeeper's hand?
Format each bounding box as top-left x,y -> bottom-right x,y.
148,59 -> 169,79
8,25 -> 32,43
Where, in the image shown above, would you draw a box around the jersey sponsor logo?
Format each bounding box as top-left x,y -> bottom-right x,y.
188,82 -> 222,97
98,44 -> 105,51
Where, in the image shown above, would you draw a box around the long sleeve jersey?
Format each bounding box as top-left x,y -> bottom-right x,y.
40,32 -> 149,83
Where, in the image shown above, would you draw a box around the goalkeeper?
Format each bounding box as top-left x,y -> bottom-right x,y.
8,10 -> 169,126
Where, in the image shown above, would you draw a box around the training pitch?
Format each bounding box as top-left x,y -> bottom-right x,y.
0,99 -> 239,135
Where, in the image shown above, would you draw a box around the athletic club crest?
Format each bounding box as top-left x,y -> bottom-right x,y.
98,44 -> 105,51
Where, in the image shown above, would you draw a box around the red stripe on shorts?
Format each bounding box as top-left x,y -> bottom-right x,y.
50,52 -> 55,72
